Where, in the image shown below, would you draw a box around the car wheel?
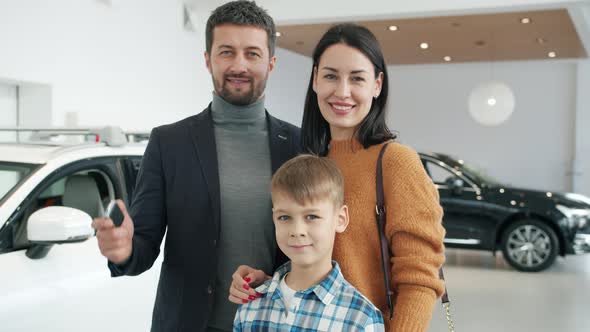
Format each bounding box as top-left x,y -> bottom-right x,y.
501,219 -> 559,272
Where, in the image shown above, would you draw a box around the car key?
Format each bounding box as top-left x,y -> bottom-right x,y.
105,200 -> 125,227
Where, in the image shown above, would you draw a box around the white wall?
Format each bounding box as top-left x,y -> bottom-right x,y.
0,0 -> 212,131
0,84 -> 17,127
18,83 -> 52,129
269,49 -> 578,193
574,60 -> 590,196
265,48 -> 312,126
0,84 -> 18,142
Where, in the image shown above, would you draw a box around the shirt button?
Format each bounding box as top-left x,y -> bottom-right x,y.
207,285 -> 214,294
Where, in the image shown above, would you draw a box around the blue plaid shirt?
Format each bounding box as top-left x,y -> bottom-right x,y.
233,261 -> 384,331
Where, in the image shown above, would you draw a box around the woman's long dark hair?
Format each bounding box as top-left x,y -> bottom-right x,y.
301,23 -> 395,156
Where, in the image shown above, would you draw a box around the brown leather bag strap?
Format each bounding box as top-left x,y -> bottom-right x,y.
439,267 -> 450,304
375,143 -> 394,319
375,143 -> 450,320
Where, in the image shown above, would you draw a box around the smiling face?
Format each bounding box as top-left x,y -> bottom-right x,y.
313,43 -> 383,140
272,190 -> 348,269
205,24 -> 276,106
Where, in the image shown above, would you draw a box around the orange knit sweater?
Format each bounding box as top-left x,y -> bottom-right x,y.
329,139 -> 446,332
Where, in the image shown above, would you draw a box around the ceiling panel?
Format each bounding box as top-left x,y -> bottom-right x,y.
276,9 -> 587,65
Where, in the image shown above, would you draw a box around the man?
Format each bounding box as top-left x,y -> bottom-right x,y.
92,1 -> 300,331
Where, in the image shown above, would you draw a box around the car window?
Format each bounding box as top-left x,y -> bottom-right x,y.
131,157 -> 141,171
0,162 -> 38,202
460,162 -> 502,186
119,156 -> 142,203
39,178 -> 66,199
424,161 -> 468,187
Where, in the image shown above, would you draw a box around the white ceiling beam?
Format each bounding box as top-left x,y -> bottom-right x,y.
182,0 -> 225,34
568,3 -> 590,56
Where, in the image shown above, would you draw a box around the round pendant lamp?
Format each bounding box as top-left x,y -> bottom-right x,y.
468,81 -> 515,126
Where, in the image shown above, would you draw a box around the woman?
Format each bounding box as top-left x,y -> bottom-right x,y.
229,23 -> 446,331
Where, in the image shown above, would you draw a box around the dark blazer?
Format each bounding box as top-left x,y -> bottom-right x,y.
109,106 -> 301,331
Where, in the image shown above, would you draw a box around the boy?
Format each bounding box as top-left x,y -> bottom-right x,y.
233,155 -> 384,331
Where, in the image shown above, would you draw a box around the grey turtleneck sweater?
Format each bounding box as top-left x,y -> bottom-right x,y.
207,94 -> 276,332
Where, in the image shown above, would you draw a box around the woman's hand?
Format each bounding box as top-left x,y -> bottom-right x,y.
228,265 -> 271,304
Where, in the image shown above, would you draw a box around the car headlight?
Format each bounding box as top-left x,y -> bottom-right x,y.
556,204 -> 590,229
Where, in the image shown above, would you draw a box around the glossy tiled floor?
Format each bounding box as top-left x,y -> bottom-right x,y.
427,249 -> 590,332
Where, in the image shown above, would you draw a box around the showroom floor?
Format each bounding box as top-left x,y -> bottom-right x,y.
428,249 -> 590,332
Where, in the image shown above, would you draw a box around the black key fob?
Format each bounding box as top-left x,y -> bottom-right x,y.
106,200 -> 125,227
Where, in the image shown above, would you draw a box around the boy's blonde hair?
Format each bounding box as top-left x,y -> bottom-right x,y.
271,154 -> 344,207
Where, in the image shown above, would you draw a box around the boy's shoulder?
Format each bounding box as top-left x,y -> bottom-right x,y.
235,266 -> 287,313
233,269 -> 285,330
333,276 -> 384,323
235,261 -> 384,329
308,262 -> 384,327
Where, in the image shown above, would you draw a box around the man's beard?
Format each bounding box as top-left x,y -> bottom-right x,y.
214,73 -> 267,106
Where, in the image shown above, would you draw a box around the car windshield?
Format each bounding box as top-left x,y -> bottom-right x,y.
459,161 -> 502,186
0,162 -> 38,203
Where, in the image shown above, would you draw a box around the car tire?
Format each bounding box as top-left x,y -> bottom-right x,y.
501,219 -> 559,272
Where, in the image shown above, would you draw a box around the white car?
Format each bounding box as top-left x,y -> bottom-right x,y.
0,128 -> 160,332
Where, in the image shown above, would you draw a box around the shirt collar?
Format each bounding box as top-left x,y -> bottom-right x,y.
255,261 -> 344,306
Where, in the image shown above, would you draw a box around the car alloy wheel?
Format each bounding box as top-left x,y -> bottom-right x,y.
501,219 -> 559,272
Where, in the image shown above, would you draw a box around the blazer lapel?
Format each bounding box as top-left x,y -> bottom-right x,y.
267,112 -> 292,174
189,107 -> 221,231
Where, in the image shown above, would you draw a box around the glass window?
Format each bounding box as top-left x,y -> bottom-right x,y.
425,161 -> 466,186
0,162 -> 38,202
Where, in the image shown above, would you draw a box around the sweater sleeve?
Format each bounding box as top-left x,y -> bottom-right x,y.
382,143 -> 446,332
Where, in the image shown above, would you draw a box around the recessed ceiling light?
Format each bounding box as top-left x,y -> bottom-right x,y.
275,31 -> 282,37
520,17 -> 531,24
443,56 -> 452,62
536,37 -> 547,44
420,42 -> 429,49
388,25 -> 398,31
548,51 -> 557,58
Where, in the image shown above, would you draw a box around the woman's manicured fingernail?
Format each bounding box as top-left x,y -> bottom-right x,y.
242,299 -> 248,304
256,292 -> 263,298
248,295 -> 256,300
244,277 -> 251,283
243,284 -> 250,290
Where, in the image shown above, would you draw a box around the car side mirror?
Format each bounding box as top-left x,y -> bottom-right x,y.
27,206 -> 94,245
26,206 -> 94,259
446,177 -> 464,195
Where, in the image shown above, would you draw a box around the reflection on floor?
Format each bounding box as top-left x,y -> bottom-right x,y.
427,249 -> 590,332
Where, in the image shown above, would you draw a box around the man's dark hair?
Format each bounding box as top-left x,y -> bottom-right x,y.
206,0 -> 276,56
